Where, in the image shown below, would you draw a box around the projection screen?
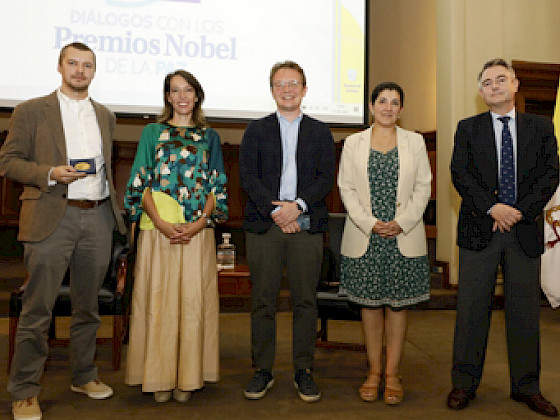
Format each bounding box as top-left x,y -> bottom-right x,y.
0,0 -> 367,124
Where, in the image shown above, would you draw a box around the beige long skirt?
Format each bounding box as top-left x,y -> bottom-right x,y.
125,227 -> 219,392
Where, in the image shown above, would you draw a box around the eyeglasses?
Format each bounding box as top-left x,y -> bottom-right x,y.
272,80 -> 301,89
480,75 -> 510,88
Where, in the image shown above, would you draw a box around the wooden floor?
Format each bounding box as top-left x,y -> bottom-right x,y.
2,256 -> 560,419
1,310 -> 560,419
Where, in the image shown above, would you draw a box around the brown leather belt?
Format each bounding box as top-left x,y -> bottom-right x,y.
67,197 -> 110,209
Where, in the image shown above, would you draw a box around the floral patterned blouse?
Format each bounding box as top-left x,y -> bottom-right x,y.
124,123 -> 228,224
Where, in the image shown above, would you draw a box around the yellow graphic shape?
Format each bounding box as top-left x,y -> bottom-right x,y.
335,1 -> 364,104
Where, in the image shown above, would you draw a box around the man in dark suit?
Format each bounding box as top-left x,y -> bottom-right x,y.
239,61 -> 335,403
448,58 -> 559,417
0,42 -> 125,420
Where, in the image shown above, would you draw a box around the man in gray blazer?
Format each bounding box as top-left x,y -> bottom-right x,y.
0,42 -> 126,420
448,58 -> 559,417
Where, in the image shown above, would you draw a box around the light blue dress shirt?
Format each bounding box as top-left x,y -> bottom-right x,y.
273,112 -> 310,229
278,112 -> 301,201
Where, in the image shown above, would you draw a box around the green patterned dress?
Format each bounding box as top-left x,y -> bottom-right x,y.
339,147 -> 430,309
124,123 -> 228,223
123,123 -> 228,393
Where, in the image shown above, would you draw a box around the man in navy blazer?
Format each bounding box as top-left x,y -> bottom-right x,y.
448,58 -> 559,417
239,61 -> 335,402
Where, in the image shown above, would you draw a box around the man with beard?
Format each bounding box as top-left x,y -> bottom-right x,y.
0,42 -> 126,420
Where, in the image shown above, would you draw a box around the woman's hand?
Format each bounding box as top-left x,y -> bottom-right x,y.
384,220 -> 403,237
372,220 -> 402,238
372,220 -> 385,235
171,217 -> 207,244
154,219 -> 183,241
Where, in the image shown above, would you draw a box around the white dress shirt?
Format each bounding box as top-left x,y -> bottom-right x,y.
57,89 -> 109,200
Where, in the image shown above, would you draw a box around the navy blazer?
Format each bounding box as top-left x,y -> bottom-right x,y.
239,113 -> 335,234
450,111 -> 559,257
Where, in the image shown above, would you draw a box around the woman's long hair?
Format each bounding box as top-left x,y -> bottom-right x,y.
158,70 -> 206,127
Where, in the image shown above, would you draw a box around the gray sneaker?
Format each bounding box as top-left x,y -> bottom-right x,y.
244,369 -> 275,400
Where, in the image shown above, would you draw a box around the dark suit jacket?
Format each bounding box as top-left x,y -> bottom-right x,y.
450,111 -> 559,257
0,91 -> 126,242
239,113 -> 335,234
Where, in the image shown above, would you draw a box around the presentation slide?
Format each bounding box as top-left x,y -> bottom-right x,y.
0,0 -> 366,124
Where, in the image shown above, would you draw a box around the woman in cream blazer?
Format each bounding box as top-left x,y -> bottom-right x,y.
339,127 -> 432,258
338,82 -> 432,405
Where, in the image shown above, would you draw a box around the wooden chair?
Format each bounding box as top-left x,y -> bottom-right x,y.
8,230 -> 133,371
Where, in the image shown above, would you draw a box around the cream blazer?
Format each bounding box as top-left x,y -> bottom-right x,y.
338,125 -> 432,258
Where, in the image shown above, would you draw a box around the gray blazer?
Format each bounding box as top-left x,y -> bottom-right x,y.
0,91 -> 126,242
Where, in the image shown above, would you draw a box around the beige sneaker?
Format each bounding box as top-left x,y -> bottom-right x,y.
154,391 -> 172,403
173,389 -> 191,403
12,396 -> 41,420
70,379 -> 113,399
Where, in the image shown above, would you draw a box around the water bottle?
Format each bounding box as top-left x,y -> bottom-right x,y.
217,232 -> 235,270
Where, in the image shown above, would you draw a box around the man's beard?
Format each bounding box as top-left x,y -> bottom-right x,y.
69,82 -> 89,92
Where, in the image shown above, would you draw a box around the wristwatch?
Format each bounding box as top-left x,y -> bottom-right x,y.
201,212 -> 212,227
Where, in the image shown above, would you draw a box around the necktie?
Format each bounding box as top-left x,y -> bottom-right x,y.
498,116 -> 515,205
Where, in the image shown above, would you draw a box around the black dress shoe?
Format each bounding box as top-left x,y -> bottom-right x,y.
447,387 -> 476,410
511,392 -> 558,417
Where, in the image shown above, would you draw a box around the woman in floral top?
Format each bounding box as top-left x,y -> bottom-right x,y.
124,70 -> 228,403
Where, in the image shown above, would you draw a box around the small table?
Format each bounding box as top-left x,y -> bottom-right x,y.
218,263 -> 252,311
218,263 -> 251,295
